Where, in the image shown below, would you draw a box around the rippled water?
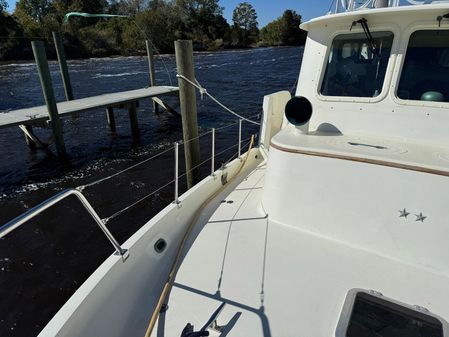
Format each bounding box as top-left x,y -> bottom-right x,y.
0,46 -> 302,336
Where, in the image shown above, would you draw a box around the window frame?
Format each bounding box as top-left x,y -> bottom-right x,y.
335,289 -> 449,337
392,24 -> 449,108
317,25 -> 398,104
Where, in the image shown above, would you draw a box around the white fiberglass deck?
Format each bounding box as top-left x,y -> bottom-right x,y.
155,161 -> 449,336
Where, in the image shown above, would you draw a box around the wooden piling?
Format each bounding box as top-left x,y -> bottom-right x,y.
146,40 -> 159,114
52,32 -> 74,101
128,102 -> 139,138
31,40 -> 67,158
175,40 -> 201,189
106,107 -> 116,132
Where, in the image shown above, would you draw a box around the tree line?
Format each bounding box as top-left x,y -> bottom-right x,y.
0,0 -> 307,61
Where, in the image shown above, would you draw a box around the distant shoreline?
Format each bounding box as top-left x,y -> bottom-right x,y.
0,45 -> 303,64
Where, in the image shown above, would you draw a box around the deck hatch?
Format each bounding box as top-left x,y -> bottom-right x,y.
336,290 -> 445,337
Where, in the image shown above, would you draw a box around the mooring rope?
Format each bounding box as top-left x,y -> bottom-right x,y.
143,134 -> 256,337
176,74 -> 261,126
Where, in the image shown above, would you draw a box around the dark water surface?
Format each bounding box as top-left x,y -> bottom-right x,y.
0,46 -> 302,336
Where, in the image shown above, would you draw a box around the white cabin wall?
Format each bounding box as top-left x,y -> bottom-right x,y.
291,6 -> 449,146
262,145 -> 449,276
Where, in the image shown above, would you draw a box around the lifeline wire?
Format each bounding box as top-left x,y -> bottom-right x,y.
180,113 -> 260,146
77,117 -> 259,192
77,145 -> 175,191
102,136 -> 254,223
176,74 -> 261,126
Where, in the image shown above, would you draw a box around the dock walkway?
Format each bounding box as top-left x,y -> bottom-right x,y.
0,86 -> 179,129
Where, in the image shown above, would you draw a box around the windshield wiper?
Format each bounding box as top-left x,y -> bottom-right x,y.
437,13 -> 449,27
350,18 -> 378,57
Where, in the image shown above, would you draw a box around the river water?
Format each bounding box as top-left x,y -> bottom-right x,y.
0,46 -> 303,336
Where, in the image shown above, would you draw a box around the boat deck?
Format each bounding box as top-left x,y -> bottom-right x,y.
155,160 -> 449,336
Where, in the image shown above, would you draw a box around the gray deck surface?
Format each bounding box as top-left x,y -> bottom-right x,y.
0,86 -> 179,129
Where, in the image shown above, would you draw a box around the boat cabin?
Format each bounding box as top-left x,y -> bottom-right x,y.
295,3 -> 449,144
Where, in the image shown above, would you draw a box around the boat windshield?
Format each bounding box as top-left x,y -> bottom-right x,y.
320,31 -> 394,98
398,30 -> 449,103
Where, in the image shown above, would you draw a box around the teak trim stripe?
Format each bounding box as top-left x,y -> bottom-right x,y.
270,142 -> 449,178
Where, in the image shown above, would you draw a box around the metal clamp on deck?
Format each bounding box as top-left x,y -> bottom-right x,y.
0,189 -> 129,262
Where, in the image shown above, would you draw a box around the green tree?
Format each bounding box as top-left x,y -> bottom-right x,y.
0,0 -> 7,13
281,10 -> 305,45
122,1 -> 184,53
14,0 -> 54,38
0,12 -> 29,60
66,0 -> 107,14
116,0 -> 149,15
175,0 -> 227,49
232,2 -> 258,46
259,19 -> 283,46
15,0 -> 52,22
259,9 -> 306,46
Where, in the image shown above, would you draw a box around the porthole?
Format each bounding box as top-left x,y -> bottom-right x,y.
154,239 -> 167,254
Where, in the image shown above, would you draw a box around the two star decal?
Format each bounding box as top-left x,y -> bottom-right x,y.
399,208 -> 427,222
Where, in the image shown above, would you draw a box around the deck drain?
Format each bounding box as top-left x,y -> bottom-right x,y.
154,239 -> 167,253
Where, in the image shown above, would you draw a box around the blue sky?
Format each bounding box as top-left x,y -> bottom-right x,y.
223,1 -> 329,27
5,0 -> 329,27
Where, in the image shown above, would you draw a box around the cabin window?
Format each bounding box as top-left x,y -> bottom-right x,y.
337,291 -> 445,337
321,31 -> 394,98
398,30 -> 449,103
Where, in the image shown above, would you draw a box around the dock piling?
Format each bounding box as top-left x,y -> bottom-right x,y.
52,32 -> 74,101
175,40 -> 201,189
32,40 -> 67,158
146,40 -> 159,114
128,102 -> 139,138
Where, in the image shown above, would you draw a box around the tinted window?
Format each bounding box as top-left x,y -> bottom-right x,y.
346,292 -> 443,337
398,30 -> 449,102
321,32 -> 394,98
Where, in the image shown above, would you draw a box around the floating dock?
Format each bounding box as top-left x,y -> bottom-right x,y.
0,86 -> 179,129
2,34 -> 201,161
1,34 -> 184,158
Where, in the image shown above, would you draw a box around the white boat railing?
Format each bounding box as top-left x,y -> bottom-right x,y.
0,188 -> 130,261
335,0 -> 449,13
0,118 -> 258,260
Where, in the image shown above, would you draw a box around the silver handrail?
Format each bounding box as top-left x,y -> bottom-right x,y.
337,0 -> 402,12
0,189 -> 129,261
